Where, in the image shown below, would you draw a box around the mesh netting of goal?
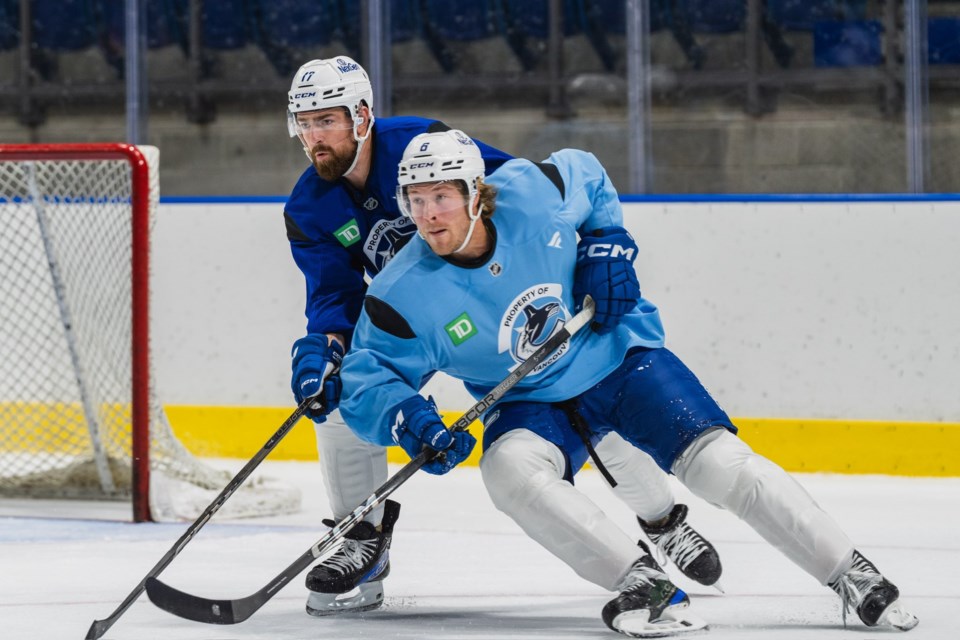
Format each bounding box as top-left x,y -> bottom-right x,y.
0,143 -> 300,522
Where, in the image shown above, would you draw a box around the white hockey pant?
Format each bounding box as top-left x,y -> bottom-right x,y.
314,410 -> 388,525
672,428 -> 854,584
481,429 -> 644,591
594,431 -> 675,522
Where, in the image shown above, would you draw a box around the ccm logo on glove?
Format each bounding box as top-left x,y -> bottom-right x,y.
573,226 -> 641,335
578,243 -> 635,260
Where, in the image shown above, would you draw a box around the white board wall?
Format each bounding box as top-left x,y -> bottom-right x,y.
153,200 -> 960,422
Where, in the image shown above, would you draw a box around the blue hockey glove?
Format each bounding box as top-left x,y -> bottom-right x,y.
291,335 -> 344,423
573,226 -> 641,335
390,395 -> 476,475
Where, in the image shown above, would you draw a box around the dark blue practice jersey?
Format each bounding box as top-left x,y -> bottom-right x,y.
284,116 -> 512,344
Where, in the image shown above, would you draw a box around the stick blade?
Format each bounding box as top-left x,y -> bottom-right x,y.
85,618 -> 110,640
145,577 -> 246,625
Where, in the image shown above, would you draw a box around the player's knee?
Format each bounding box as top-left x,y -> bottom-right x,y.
314,411 -> 382,450
592,432 -> 635,470
480,429 -> 566,515
672,428 -> 764,512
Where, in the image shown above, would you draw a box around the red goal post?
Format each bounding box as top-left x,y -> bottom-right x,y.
0,143 -> 299,522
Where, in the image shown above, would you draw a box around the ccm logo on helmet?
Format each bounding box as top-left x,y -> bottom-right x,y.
294,92 -> 316,99
579,244 -> 636,260
409,162 -> 435,169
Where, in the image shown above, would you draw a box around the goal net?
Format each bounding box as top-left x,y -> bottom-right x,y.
0,143 -> 300,521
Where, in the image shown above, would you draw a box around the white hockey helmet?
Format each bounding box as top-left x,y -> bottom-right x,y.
287,56 -> 375,169
397,129 -> 486,253
397,129 -> 484,194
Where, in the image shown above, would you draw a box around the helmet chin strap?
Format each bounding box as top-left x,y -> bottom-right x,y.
452,203 -> 484,255
343,115 -> 370,179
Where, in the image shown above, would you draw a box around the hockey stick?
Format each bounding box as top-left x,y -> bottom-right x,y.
144,296 -> 596,625
85,397 -> 315,640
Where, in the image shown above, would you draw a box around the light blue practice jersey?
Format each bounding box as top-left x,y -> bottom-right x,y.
339,149 -> 666,447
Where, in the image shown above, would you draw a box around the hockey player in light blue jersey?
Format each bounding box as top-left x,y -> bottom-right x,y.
332,130 -> 918,637
282,57 -> 721,619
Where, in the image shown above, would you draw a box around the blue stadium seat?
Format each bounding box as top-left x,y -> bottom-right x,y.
101,0 -> 182,49
254,0 -> 339,49
0,0 -> 17,50
678,0 -> 745,34
501,0 -> 580,70
580,0 -> 671,35
251,0 -> 340,75
415,0 -> 505,72
99,0 -> 184,79
577,0 -> 625,70
169,0 -> 248,50
766,0 -> 866,31
501,0 -> 642,71
389,0 -> 421,43
502,0 -> 580,39
32,0 -> 99,50
337,0 -> 420,44
334,0 -> 420,65
420,0 -> 504,42
199,0 -> 249,49
813,19 -> 882,67
928,17 -> 960,65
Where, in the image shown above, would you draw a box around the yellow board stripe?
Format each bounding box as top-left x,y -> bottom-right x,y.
161,406 -> 960,477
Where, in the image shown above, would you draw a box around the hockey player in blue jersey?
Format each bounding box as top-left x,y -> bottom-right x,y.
282,57 -> 722,618
283,55 -> 509,616
331,130 -> 919,636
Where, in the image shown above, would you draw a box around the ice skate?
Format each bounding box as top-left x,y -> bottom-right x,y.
829,550 -> 918,631
602,554 -> 708,637
305,499 -> 400,616
639,504 -> 722,588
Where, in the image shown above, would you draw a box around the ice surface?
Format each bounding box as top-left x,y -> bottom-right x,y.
1,459 -> 956,639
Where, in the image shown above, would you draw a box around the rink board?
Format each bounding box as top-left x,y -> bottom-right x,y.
163,405 -> 960,477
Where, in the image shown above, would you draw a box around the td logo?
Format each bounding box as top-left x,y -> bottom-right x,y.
334,220 -> 361,247
445,312 -> 477,346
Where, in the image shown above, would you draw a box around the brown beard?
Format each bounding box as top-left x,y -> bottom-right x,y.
312,138 -> 358,181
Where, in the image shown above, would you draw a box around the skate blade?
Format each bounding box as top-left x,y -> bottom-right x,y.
710,580 -> 725,595
305,582 -> 384,617
616,607 -> 709,638
879,601 -> 919,631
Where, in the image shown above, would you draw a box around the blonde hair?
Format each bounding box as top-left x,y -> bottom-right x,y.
477,180 -> 498,219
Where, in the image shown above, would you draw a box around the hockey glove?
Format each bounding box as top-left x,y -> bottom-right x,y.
390,395 -> 476,475
291,335 -> 344,423
573,226 -> 641,335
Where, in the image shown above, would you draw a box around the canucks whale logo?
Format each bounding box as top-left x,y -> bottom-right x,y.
516,302 -> 563,359
498,284 -> 572,373
364,216 -> 417,272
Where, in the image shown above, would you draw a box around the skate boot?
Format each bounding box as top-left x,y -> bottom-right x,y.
828,550 -> 918,631
639,504 -> 722,587
602,554 -> 708,637
305,499 -> 400,616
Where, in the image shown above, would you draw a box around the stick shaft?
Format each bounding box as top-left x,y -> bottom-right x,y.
85,400 -> 310,639
145,297 -> 596,625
